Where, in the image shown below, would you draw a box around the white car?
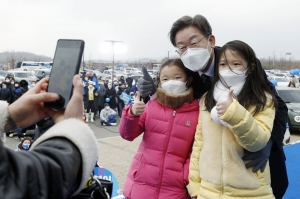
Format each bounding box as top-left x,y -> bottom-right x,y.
126,68 -> 141,75
274,73 -> 290,79
268,76 -> 290,87
6,70 -> 38,84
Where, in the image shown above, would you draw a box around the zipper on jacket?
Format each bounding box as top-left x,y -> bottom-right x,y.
156,110 -> 176,199
220,127 -> 224,199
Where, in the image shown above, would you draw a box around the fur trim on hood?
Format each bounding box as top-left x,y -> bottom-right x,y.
156,87 -> 194,108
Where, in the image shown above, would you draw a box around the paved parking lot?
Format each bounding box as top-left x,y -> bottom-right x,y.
4,116 -> 300,190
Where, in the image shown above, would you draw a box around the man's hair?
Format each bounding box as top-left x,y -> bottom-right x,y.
169,15 -> 212,47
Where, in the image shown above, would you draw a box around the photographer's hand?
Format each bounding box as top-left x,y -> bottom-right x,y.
6,77 -> 59,130
47,75 -> 84,123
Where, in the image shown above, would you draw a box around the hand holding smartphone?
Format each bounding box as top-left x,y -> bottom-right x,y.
44,39 -> 85,109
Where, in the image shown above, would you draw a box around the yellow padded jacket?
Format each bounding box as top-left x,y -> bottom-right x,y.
187,96 -> 276,199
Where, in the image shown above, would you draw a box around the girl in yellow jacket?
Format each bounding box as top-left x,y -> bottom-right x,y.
188,40 -> 278,199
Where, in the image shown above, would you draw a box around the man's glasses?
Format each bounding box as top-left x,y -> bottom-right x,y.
175,36 -> 206,55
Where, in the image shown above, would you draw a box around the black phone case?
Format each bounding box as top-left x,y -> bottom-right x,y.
44,39 -> 85,110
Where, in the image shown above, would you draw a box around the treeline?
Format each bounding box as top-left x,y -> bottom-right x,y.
0,51 -> 52,67
260,57 -> 300,70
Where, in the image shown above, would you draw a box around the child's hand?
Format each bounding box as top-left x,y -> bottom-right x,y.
131,91 -> 145,116
216,90 -> 234,117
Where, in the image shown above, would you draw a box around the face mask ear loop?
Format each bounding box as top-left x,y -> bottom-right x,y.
206,36 -> 213,55
218,73 -> 237,99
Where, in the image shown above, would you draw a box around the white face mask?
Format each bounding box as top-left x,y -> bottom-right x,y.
105,107 -> 109,110
11,81 -> 14,84
210,69 -> 247,127
5,80 -> 9,83
161,80 -> 187,94
213,69 -> 247,103
15,84 -> 18,87
180,39 -> 212,72
108,85 -> 112,89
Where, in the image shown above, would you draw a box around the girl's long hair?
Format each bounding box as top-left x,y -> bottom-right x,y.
157,59 -> 204,99
205,40 -> 277,115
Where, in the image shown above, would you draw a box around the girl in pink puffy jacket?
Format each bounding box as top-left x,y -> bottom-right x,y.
119,59 -> 202,199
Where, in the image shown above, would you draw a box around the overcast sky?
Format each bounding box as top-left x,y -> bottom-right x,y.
1,0 -> 300,62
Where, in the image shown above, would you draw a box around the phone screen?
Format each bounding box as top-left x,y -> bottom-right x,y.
45,39 -> 84,109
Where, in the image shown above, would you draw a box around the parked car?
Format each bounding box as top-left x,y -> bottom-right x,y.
274,73 -> 290,79
126,68 -> 141,75
6,70 -> 38,84
267,76 -> 290,87
34,69 -> 51,80
276,87 -> 300,135
0,70 -> 8,81
147,70 -> 158,77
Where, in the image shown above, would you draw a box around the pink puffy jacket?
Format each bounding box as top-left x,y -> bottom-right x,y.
119,99 -> 199,199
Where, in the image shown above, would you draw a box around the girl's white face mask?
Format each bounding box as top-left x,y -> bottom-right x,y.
161,80 -> 187,94
210,69 -> 248,126
218,69 -> 247,94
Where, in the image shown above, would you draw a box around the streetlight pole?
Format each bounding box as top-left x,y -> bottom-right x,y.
285,53 -> 292,70
105,40 -> 123,82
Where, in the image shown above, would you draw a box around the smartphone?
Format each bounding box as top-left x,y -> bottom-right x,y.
44,39 -> 85,109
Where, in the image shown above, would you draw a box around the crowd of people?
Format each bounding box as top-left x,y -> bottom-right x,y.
82,73 -> 151,126
1,75 -> 43,147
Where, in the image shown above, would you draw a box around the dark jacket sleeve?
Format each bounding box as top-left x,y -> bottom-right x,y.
257,59 -> 288,149
0,138 -> 82,199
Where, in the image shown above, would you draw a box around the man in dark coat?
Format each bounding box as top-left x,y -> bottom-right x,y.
104,82 -> 117,110
96,79 -> 106,115
137,15 -> 288,199
0,82 -> 12,103
116,83 -> 126,117
119,76 -> 125,84
125,74 -> 133,87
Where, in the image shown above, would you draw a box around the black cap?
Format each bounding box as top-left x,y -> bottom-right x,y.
104,103 -> 109,107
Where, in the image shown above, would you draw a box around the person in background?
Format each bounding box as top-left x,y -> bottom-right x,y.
96,78 -> 106,115
0,82 -> 12,103
12,81 -> 21,102
4,76 -> 13,92
83,81 -> 97,122
104,79 -> 109,89
10,77 -> 16,97
120,76 -> 125,84
105,82 -> 117,111
100,103 -> 117,126
288,74 -> 299,87
19,80 -> 29,93
116,83 -> 126,117
15,137 -> 34,151
126,74 -> 133,87
30,81 -> 36,89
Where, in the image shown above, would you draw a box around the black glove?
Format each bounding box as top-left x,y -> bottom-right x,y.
243,138 -> 273,173
137,66 -> 156,97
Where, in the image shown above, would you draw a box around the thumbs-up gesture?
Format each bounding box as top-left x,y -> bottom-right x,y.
137,66 -> 157,97
216,90 -> 234,117
131,92 -> 146,116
